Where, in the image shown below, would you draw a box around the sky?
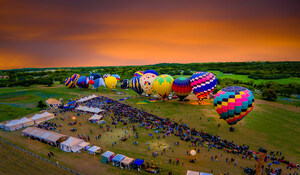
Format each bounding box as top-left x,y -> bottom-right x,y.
0,0 -> 299,70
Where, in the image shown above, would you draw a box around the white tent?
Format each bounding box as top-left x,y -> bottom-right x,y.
19,117 -> 34,127
75,105 -> 83,111
3,117 -> 34,131
89,114 -> 103,121
23,127 -> 67,144
121,157 -> 134,168
60,137 -> 90,153
186,171 -> 213,175
30,112 -> 55,124
40,112 -> 55,120
88,146 -> 101,154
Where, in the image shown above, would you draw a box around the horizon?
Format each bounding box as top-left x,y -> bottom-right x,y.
1,0 -> 300,70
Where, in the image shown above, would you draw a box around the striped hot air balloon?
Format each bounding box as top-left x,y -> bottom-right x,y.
190,72 -> 217,101
130,76 -> 143,95
65,77 -> 75,88
71,74 -> 80,85
214,86 -> 254,125
133,71 -> 144,77
172,77 -> 192,101
153,74 -> 174,100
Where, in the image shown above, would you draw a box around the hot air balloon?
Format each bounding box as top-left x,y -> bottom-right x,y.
65,77 -> 75,88
140,73 -> 157,95
214,86 -> 254,125
112,74 -> 120,81
87,73 -> 105,89
144,70 -> 158,76
172,77 -> 192,101
190,72 -> 217,102
105,76 -> 117,90
121,79 -> 129,89
153,74 -> 174,100
103,73 -> 110,80
76,76 -> 89,88
71,74 -> 80,85
130,76 -> 143,95
133,71 -> 144,77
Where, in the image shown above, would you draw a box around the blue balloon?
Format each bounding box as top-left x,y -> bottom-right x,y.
144,70 -> 158,76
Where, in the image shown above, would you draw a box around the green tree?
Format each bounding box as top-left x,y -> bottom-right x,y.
262,89 -> 277,101
37,100 -> 47,108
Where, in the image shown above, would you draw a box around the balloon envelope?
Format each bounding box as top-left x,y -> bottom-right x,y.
153,74 -> 174,99
214,86 -> 255,125
112,74 -> 120,81
130,76 -> 143,95
190,72 -> 217,100
140,73 -> 157,95
105,76 -> 117,89
172,77 -> 192,101
65,77 -> 75,88
103,73 -> 110,80
76,76 -> 89,88
144,70 -> 158,76
121,79 -> 129,89
71,74 -> 80,84
133,71 -> 144,77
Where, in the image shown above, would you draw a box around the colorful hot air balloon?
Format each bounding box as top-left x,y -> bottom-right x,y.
71,73 -> 80,85
112,74 -> 120,81
214,86 -> 255,125
190,72 -> 217,102
103,73 -> 110,80
153,74 -> 174,100
87,73 -> 105,89
104,76 -> 117,89
130,76 -> 143,95
144,70 -> 158,76
65,77 -> 75,88
121,79 -> 129,89
76,76 -> 89,88
172,77 -> 192,101
133,71 -> 144,77
140,73 -> 157,95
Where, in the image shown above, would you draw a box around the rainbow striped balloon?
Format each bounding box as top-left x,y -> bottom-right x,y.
65,77 -> 75,88
213,86 -> 254,125
71,73 -> 80,84
133,71 -> 144,77
190,72 -> 217,101
172,77 -> 192,101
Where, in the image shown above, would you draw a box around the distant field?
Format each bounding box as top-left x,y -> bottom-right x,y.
0,139 -> 71,175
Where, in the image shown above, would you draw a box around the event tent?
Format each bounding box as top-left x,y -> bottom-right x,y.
77,95 -> 98,103
112,154 -> 126,166
76,106 -> 104,114
30,112 -> 55,124
133,159 -> 144,170
186,171 -> 213,175
60,137 -> 90,153
3,117 -> 34,131
101,151 -> 115,164
121,157 -> 134,169
88,146 -> 101,154
88,114 -> 103,123
97,120 -> 106,125
22,127 -> 67,145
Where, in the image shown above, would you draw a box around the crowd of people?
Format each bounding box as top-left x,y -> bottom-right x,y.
80,96 -> 299,174
37,122 -> 57,131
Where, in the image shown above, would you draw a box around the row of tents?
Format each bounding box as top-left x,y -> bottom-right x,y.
22,127 -> 101,154
0,112 -> 54,131
77,95 -> 98,103
101,151 -> 144,170
75,105 -> 104,114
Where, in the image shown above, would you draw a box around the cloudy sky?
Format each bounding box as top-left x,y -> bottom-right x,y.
0,0 -> 299,69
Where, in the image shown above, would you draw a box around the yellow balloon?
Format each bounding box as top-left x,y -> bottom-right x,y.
105,76 -> 118,89
153,74 -> 174,99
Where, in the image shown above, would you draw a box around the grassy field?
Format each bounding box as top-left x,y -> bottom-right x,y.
0,139 -> 71,175
0,84 -> 299,175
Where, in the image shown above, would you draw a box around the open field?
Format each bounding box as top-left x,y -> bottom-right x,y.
0,84 -> 299,175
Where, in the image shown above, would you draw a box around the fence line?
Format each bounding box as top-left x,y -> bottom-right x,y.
0,137 -> 82,175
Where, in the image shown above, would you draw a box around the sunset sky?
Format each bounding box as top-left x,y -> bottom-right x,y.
0,0 -> 299,69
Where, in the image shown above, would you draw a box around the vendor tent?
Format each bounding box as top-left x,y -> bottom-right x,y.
89,114 -> 103,123
3,117 -> 34,131
133,159 -> 144,168
23,127 -> 67,145
112,154 -> 126,166
186,171 -> 213,175
88,146 -> 101,154
121,157 -> 134,169
30,112 -> 55,124
19,117 -> 34,127
60,137 -> 89,153
97,120 -> 106,125
101,151 -> 115,164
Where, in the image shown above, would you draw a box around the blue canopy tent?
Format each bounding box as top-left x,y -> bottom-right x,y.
67,100 -> 76,105
133,159 -> 144,170
112,154 -> 126,166
101,151 -> 115,164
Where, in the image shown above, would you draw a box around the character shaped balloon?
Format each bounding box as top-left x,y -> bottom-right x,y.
213,86 -> 254,125
190,72 -> 217,103
87,73 -> 105,89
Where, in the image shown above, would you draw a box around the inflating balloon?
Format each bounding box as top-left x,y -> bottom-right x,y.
76,76 -> 89,88
133,71 -> 144,77
172,77 -> 192,101
71,74 -> 81,85
121,79 -> 129,89
103,73 -> 110,80
65,77 -> 75,88
214,86 -> 255,125
112,74 -> 120,81
190,150 -> 196,156
190,72 -> 217,102
144,70 -> 158,76
140,73 -> 157,95
105,76 -> 117,89
153,74 -> 174,100
87,73 -> 105,89
130,76 -> 143,95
